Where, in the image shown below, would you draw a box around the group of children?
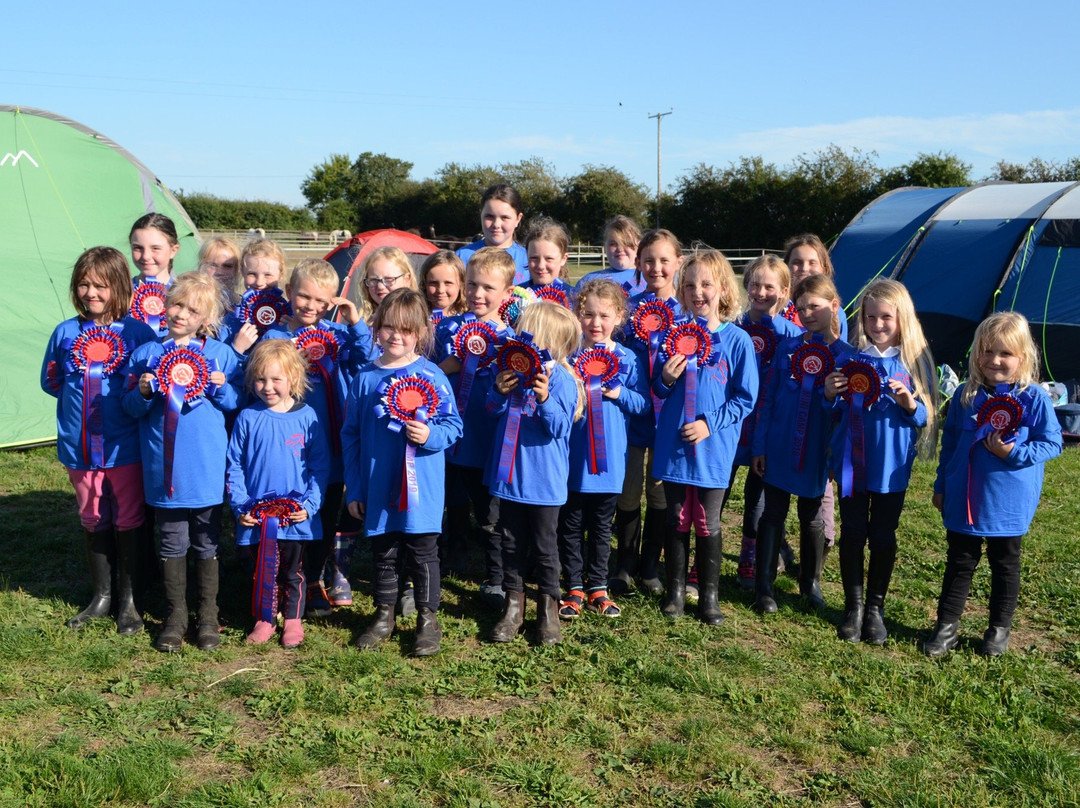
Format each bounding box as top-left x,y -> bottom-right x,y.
42,186 -> 1064,659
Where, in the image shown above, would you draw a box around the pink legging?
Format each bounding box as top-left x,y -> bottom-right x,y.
66,464 -> 145,531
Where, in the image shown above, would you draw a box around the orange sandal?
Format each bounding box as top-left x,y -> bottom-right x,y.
587,590 -> 621,618
559,589 -> 585,619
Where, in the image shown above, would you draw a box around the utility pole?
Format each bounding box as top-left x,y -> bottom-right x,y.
648,108 -> 673,227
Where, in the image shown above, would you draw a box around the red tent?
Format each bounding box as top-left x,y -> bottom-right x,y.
323,229 -> 439,319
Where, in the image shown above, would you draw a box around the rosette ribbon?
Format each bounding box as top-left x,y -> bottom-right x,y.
789,335 -> 835,472
243,491 -> 304,623
573,345 -> 626,475
737,315 -> 778,448
531,279 -> 574,309
375,369 -> 454,511
429,308 -> 445,328
235,288 -> 292,335
494,332 -> 552,483
498,286 -> 536,329
294,326 -> 345,455
838,357 -> 885,497
626,294 -> 679,423
444,314 -> 503,414
967,384 -> 1027,525
148,339 -> 219,497
658,316 -> 720,455
64,322 -> 128,468
130,279 -> 169,334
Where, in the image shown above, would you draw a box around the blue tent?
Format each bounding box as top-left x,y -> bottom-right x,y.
831,181 -> 1080,380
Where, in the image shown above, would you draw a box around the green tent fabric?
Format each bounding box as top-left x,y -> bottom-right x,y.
1,105 -> 200,448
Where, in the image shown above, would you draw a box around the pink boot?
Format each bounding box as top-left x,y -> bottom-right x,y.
281,618 -> 304,648
246,620 -> 276,644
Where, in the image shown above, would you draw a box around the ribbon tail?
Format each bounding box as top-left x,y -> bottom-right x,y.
456,353 -> 479,415
587,379 -> 607,474
684,356 -> 698,457
252,517 -> 281,623
497,389 -> 524,484
792,373 -> 815,473
163,383 -> 187,498
317,360 -> 342,455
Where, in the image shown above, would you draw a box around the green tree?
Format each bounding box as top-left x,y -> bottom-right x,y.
422,162 -> 501,238
300,152 -> 416,231
987,156 -> 1080,182
300,153 -> 354,228
879,151 -> 972,189
556,165 -> 650,241
177,192 -> 314,230
499,156 -> 563,218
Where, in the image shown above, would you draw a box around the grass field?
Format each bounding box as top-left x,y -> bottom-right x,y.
1,444 -> 1078,807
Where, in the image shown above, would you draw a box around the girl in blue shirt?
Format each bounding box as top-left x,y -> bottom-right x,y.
522,216 -> 576,311
128,213 -> 180,337
576,215 -> 645,297
456,183 -> 529,285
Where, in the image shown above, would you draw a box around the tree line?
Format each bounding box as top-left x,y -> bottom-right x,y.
177,150 -> 1080,248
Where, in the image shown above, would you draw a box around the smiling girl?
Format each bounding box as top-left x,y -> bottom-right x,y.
456,184 -> 529,284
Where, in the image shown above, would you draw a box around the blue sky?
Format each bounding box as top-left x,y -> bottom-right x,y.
7,0 -> 1080,208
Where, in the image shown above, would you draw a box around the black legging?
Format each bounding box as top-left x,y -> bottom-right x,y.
937,531 -> 1022,627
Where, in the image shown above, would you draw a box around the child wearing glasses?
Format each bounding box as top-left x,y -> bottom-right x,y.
357,247 -> 419,325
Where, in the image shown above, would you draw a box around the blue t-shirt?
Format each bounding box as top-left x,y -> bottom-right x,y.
576,268 -> 646,298
457,239 -> 529,285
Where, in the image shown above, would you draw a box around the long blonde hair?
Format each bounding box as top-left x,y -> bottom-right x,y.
515,302 -> 585,421
742,254 -> 791,316
962,312 -> 1040,407
358,246 -> 417,324
853,279 -> 939,457
678,250 -> 741,322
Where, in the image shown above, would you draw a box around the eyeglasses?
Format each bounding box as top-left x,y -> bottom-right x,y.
364,274 -> 404,289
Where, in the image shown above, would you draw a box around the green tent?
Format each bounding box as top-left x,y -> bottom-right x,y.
1,105 -> 200,449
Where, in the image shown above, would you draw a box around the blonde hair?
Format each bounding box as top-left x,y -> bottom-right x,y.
419,250 -> 467,317
853,279 -> 939,457
678,250 -> 741,322
197,236 -> 242,294
70,247 -> 133,324
783,233 -> 835,278
962,311 -> 1040,407
290,258 -> 340,293
167,272 -> 225,338
603,215 -> 642,251
245,339 -> 310,401
358,246 -> 417,324
742,254 -> 791,315
574,278 -> 628,327
515,301 -> 585,421
241,238 -> 289,286
793,274 -> 844,336
467,247 -> 516,289
372,288 -> 433,355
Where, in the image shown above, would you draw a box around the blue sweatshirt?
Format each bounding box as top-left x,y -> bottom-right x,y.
41,316 -> 159,470
568,343 -> 649,494
752,335 -> 854,498
123,336 -> 243,507
457,240 -> 529,285
341,357 -> 463,537
621,292 -> 684,448
653,323 -> 758,488
522,277 -> 575,309
226,401 -> 330,545
576,268 -> 646,298
934,382 -> 1062,537
485,363 -> 577,506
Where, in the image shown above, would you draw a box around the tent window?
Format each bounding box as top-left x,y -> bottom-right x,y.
1038,219 -> 1080,248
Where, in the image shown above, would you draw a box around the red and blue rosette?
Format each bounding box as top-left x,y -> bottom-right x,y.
839,357 -> 886,496
966,384 -> 1027,525
532,279 -> 574,310
243,491 -> 304,624
130,279 -> 169,334
375,369 -> 454,511
789,335 -> 835,472
741,318 -> 778,365
64,322 -> 129,468
626,294 -> 679,424
444,314 -> 503,415
494,331 -> 552,483
573,345 -> 626,475
498,286 -> 536,329
658,316 -> 721,449
147,339 -> 219,497
781,300 -> 799,324
429,308 -> 445,328
294,326 -> 345,454
235,288 -> 292,335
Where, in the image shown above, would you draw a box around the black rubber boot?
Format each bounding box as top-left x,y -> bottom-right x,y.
66,530 -> 113,629
696,533 -> 724,627
661,530 -> 688,619
736,535 -> 756,591
924,621 -> 960,657
609,508 -> 641,596
155,556 -> 188,653
535,594 -> 562,645
778,531 -> 798,577
798,521 -> 826,611
489,590 -> 525,643
837,538 -> 865,643
356,604 -> 396,649
981,625 -> 1011,657
862,542 -> 896,646
114,529 -> 145,636
412,607 -> 442,657
638,507 -> 666,596
195,556 -> 220,651
754,522 -> 779,614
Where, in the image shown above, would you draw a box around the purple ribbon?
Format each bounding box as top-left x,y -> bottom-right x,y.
252,518 -> 280,623
841,390 -> 867,496
84,362 -> 106,468
648,330 -> 663,425
683,355 -> 699,456
585,378 -> 608,474
792,371 -> 816,473
496,389 -> 526,483
398,407 -> 428,512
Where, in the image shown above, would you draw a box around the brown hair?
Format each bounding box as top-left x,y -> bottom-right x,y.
574,278 -> 628,327
70,247 -> 133,324
245,338 -> 310,401
419,250 -> 467,317
524,216 -> 570,256
603,215 -> 643,251
480,183 -> 523,215
372,288 -> 433,355
783,233 -> 835,278
793,274 -> 843,335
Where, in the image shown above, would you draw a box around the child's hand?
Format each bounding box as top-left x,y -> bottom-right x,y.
138,372 -> 155,398
333,296 -> 360,326
348,500 -> 365,520
984,431 -> 1015,458
932,493 -> 944,512
751,455 -> 766,477
494,369 -> 519,395
887,379 -> 917,414
209,370 -> 226,387
824,371 -> 847,402
531,371 -> 550,404
290,508 -> 309,523
602,384 -> 621,400
661,354 -> 687,385
681,419 -> 710,445
238,512 -> 258,527
233,323 -> 259,355
440,356 -> 462,375
404,420 -> 430,446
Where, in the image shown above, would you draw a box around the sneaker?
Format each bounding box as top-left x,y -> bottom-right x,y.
685,565 -> 700,603
397,582 -> 416,618
479,582 -> 505,610
559,589 -> 585,620
246,620 -> 276,644
281,618 -> 304,648
586,590 -> 621,618
327,568 -> 353,607
306,583 -> 333,618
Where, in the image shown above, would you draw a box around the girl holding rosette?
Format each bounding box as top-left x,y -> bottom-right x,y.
129,214 -> 181,337
227,340 -> 330,648
925,312 -> 1061,658
42,247 -> 158,634
486,302 -> 585,646
576,215 -> 645,297
557,279 -> 649,621
652,251 -> 757,625
610,229 -> 684,598
751,274 -> 854,615
521,216 -> 576,312
420,250 -> 467,330
124,273 -> 243,652
456,183 -> 530,285
822,280 -> 937,645
343,290 -> 463,657
219,238 -> 291,357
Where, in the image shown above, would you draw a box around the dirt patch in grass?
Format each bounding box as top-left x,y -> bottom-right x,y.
430,695 -> 530,720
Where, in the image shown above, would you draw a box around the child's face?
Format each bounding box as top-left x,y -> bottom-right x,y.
578,296 -> 620,346
606,237 -> 637,271
243,255 -> 283,291
166,298 -> 208,342
465,268 -> 510,319
288,277 -> 334,327
203,248 -> 239,289
862,299 -> 899,350
481,199 -> 523,249
376,324 -> 419,362
252,360 -> 293,411
637,241 -> 681,295
76,273 -> 111,321
789,245 -> 823,286
797,293 -> 838,335
681,265 -> 721,321
978,339 -> 1021,386
130,228 -> 179,280
364,258 -> 407,305
746,268 -> 787,318
425,263 -> 460,312
528,239 -> 567,286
